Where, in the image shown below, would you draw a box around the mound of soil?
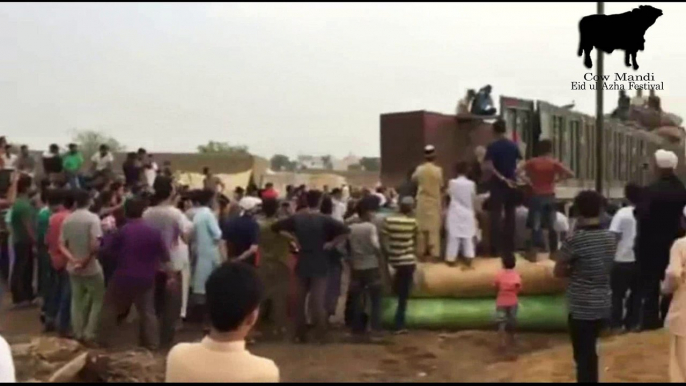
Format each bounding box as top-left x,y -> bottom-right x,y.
482,330 -> 669,382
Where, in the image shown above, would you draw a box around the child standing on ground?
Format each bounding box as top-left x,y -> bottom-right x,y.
494,253 -> 522,350
347,199 -> 384,341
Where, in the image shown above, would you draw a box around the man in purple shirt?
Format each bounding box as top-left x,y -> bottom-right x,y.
97,196 -> 172,350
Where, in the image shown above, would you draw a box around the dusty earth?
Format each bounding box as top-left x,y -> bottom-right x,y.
0,296 -> 671,383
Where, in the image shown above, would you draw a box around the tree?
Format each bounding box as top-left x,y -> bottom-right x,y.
321,155 -> 333,170
270,154 -> 292,171
197,141 -> 249,155
72,130 -> 126,158
348,164 -> 363,172
359,157 -> 381,171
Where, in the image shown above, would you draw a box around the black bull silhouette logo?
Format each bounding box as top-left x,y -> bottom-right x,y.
577,5 -> 663,70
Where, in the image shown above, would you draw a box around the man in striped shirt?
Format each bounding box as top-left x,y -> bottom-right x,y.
554,190 -> 616,383
382,196 -> 419,334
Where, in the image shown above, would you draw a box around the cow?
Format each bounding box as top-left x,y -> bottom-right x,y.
577,5 -> 663,70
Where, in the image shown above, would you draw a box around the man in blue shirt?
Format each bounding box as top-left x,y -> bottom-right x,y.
484,119 -> 522,257
222,197 -> 262,267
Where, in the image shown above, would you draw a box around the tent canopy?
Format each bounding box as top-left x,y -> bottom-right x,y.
176,170 -> 253,193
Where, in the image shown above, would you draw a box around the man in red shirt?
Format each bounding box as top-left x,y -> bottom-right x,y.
45,189 -> 74,336
261,183 -> 279,200
520,140 -> 574,258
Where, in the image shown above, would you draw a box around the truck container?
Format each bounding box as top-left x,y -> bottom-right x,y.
380,111 -> 493,188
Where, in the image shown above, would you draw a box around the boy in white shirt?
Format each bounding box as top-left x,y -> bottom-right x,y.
0,334 -> 15,382
166,263 -> 279,383
2,146 -> 17,171
90,145 -> 114,173
609,183 -> 642,332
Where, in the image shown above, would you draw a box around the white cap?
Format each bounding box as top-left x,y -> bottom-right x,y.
239,197 -> 262,212
424,145 -> 436,157
655,149 -> 678,169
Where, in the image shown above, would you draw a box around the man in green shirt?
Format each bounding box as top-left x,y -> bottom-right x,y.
257,198 -> 291,338
10,175 -> 36,307
62,144 -> 84,189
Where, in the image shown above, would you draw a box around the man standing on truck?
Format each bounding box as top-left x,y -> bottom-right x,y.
412,145 -> 444,261
483,119 -> 521,258
519,139 -> 574,260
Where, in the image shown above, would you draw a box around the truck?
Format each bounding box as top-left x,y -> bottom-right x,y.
380,96 -> 685,202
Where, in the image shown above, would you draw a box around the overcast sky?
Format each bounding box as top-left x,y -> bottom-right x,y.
0,2 -> 681,159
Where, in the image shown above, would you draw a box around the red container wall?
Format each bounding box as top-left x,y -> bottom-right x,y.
380,111 -> 494,188
423,112 -> 461,180
380,112 -> 426,188
462,119 -> 495,151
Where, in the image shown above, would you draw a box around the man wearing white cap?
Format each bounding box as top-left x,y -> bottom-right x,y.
635,149 -> 686,330
221,197 -> 262,266
411,145 -> 444,261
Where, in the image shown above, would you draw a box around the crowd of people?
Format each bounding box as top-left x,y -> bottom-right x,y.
0,135 -> 430,382
2,122 -> 686,382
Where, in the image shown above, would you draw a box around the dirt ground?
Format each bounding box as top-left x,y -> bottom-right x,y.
0,297 -> 672,383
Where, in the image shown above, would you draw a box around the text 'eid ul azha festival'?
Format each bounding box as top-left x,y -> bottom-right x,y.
572,72 -> 664,91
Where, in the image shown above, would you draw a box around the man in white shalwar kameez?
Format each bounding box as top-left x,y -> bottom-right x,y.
445,162 -> 477,267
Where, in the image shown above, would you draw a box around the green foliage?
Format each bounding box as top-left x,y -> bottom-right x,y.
321,155 -> 334,170
270,154 -> 296,171
72,130 -> 126,157
359,157 -> 380,171
197,141 -> 249,155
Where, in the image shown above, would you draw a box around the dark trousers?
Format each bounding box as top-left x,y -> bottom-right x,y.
37,244 -> 54,319
393,265 -> 416,330
325,259 -> 343,317
0,232 -> 9,283
610,261 -> 640,329
65,172 -> 81,189
11,241 -> 35,304
37,244 -> 52,299
488,182 -> 517,257
528,194 -> 556,250
349,268 -> 383,334
568,316 -> 604,383
99,250 -> 117,288
344,291 -> 354,328
99,278 -> 159,350
294,275 -> 328,341
639,267 -> 672,329
45,269 -> 71,334
154,271 -> 182,349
